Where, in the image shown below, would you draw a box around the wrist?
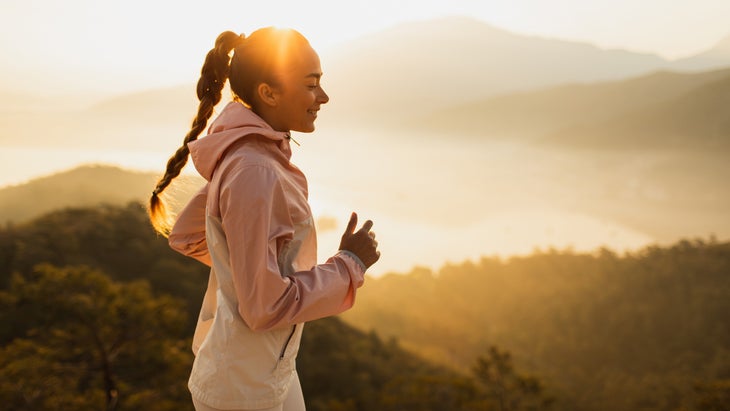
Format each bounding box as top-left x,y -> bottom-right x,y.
337,249 -> 367,271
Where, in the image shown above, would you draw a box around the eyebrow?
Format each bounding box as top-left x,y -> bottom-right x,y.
305,73 -> 323,79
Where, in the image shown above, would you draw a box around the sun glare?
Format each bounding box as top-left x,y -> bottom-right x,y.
1,0 -> 729,275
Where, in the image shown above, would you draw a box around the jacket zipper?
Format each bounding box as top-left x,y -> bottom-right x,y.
279,324 -> 297,360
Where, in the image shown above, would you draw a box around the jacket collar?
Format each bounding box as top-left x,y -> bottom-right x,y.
187,101 -> 292,180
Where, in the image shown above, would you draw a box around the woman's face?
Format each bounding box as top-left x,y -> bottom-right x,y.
268,45 -> 329,133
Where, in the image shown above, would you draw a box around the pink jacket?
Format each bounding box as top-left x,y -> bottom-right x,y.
169,101 -> 365,409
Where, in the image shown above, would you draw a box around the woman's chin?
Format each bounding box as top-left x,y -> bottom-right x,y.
294,124 -> 316,133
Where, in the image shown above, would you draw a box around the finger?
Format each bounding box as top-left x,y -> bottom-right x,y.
359,219 -> 374,233
344,212 -> 358,235
368,231 -> 376,239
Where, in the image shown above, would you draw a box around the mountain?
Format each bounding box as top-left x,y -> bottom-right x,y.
320,16 -> 677,126
88,84 -> 199,123
673,34 -> 730,71
340,241 -> 730,411
4,17 -> 729,149
0,85 -> 199,151
2,18 -> 728,255
0,164 -> 205,224
0,83 -> 208,152
409,66 -> 730,150
543,70 -> 730,150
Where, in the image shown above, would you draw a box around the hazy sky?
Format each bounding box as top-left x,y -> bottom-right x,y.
1,0 -> 727,273
2,0 -> 729,95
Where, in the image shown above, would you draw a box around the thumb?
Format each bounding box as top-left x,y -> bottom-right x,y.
343,212 -> 358,236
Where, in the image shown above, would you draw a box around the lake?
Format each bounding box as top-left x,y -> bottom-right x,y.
2,126 -> 722,276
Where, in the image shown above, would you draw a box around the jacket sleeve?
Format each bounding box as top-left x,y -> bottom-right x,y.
219,164 -> 365,331
168,183 -> 212,266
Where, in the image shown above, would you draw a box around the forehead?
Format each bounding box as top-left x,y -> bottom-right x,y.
280,45 -> 322,78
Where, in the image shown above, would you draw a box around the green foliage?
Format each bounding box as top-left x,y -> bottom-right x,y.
300,317 -> 477,411
0,201 -> 209,333
0,264 -> 193,411
299,317 -> 557,411
342,239 -> 730,411
0,202 -> 551,410
691,379 -> 730,411
471,346 -> 554,411
6,202 -> 724,410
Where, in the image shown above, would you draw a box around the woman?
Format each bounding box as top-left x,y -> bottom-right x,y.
148,28 -> 380,411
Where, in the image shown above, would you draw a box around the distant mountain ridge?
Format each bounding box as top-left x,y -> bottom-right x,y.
0,16 -> 728,247
672,33 -> 730,71
0,165 -> 204,224
320,16 -> 730,126
322,16 -> 669,124
544,71 -> 730,149
1,16 -> 728,150
409,66 -> 730,150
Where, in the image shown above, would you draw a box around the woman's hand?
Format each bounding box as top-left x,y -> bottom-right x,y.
339,212 -> 381,269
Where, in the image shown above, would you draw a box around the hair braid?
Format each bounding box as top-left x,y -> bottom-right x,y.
149,31 -> 244,236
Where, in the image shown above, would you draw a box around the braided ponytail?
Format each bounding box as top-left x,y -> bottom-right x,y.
149,31 -> 244,235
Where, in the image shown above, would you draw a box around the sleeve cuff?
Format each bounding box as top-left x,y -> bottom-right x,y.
337,250 -> 367,272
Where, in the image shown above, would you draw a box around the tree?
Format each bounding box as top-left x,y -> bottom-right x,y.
471,346 -> 554,411
692,379 -> 730,411
0,202 -> 209,333
0,264 -> 193,411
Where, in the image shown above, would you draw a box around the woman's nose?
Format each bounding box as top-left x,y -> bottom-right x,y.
318,87 -> 329,104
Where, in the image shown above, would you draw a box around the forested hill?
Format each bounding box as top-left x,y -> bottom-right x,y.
0,164 -> 205,224
0,202 -> 556,411
0,202 -> 726,410
341,240 -> 730,411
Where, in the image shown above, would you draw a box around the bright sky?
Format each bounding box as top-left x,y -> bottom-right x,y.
1,0 -> 729,95
1,0 -> 727,274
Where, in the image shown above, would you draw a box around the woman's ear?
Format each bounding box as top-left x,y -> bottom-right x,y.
256,83 -> 278,107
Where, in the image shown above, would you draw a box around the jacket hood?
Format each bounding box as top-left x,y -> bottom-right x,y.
187,101 -> 292,181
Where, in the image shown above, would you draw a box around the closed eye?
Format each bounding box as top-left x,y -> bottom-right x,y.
305,72 -> 323,90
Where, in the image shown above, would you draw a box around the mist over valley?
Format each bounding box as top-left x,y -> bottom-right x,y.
1,16 -> 728,274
